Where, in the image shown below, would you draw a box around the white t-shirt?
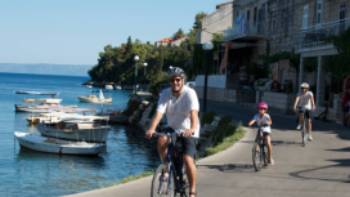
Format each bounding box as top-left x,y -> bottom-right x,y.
253,113 -> 271,133
297,91 -> 314,110
157,86 -> 200,138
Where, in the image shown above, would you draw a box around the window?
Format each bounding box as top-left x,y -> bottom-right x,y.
340,3 -> 347,20
254,7 -> 257,26
316,0 -> 323,24
302,5 -> 309,29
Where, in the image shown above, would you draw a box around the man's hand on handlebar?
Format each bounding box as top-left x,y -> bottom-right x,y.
183,129 -> 194,137
145,129 -> 156,140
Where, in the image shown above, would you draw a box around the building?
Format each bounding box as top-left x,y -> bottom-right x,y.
199,1 -> 234,44
200,0 -> 350,120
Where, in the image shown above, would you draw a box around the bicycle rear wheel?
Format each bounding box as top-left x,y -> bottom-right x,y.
151,165 -> 175,197
252,143 -> 264,171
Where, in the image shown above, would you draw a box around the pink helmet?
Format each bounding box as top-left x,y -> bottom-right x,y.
258,101 -> 268,110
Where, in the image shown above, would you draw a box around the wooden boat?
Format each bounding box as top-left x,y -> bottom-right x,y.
37,120 -> 110,143
78,89 -> 112,104
15,132 -> 106,156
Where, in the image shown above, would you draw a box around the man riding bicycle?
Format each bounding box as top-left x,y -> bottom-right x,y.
146,66 -> 200,197
293,82 -> 316,141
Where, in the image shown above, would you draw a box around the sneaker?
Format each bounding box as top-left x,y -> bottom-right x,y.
268,159 -> 275,165
308,135 -> 313,141
296,124 -> 302,130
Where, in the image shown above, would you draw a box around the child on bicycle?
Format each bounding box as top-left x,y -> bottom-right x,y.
293,82 -> 316,141
248,101 -> 274,165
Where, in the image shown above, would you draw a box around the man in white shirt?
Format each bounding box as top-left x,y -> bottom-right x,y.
146,67 -> 199,197
293,82 -> 316,141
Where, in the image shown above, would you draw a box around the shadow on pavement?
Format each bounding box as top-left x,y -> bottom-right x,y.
326,146 -> 350,152
272,140 -> 301,146
198,163 -> 254,173
289,159 -> 350,183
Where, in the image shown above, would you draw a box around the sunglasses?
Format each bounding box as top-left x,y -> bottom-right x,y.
170,78 -> 182,83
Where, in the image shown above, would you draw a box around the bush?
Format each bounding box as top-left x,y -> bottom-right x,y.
201,112 -> 216,124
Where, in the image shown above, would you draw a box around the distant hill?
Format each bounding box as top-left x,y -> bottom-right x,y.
0,63 -> 93,77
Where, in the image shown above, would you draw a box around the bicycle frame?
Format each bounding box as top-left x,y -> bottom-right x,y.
152,130 -> 187,196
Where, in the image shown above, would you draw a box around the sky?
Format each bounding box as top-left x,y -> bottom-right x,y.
0,0 -> 227,65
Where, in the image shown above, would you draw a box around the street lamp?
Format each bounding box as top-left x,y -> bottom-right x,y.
202,42 -> 214,113
134,55 -> 140,94
143,62 -> 148,76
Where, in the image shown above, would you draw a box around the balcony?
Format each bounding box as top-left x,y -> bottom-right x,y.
224,21 -> 266,41
296,18 -> 350,50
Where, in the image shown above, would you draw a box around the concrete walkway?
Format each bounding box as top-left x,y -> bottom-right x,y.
66,101 -> 350,197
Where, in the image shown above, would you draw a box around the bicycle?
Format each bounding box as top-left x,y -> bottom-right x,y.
150,128 -> 189,197
297,108 -> 308,147
252,126 -> 269,171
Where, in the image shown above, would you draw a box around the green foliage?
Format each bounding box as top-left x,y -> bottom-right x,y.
201,112 -> 216,124
210,116 -> 236,146
326,28 -> 350,81
205,126 -> 245,156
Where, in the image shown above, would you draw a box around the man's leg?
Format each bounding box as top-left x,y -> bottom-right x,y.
157,136 -> 168,163
183,138 -> 197,196
184,154 -> 196,196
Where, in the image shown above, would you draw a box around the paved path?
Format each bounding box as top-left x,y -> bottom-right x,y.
67,101 -> 350,197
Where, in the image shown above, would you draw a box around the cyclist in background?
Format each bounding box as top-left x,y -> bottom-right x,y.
248,101 -> 274,165
293,82 -> 316,141
145,66 -> 200,197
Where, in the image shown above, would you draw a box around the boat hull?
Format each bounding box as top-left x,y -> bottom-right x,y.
15,132 -> 106,156
37,124 -> 110,143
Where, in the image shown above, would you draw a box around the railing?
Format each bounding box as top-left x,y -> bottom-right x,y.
296,18 -> 350,49
224,22 -> 266,41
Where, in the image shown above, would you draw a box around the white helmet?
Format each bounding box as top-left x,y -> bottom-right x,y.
300,82 -> 310,89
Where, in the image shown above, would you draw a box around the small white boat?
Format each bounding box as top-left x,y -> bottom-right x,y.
37,120 -> 110,143
105,84 -> 114,90
115,85 -> 122,90
15,132 -> 106,156
26,112 -> 109,125
78,90 -> 112,104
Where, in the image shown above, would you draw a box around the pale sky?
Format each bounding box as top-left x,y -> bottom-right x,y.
0,0 -> 227,65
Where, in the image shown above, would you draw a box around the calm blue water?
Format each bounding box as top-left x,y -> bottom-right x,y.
0,73 -> 158,197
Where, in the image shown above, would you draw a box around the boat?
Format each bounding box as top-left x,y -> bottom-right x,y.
26,112 -> 109,125
15,132 -> 106,156
37,120 -> 110,143
15,104 -> 94,113
105,84 -> 114,90
78,89 -> 112,104
15,90 -> 58,96
23,98 -> 62,104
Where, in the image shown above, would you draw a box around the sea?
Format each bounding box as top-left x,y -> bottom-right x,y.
0,72 -> 158,197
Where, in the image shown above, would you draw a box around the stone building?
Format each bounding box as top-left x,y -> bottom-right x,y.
199,1 -> 234,44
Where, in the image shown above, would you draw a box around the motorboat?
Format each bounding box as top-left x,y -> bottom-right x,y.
15,131 -> 106,156
15,104 -> 94,113
78,89 -> 112,104
37,119 -> 110,143
26,112 -> 109,125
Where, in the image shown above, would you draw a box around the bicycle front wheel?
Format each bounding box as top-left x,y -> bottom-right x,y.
151,165 -> 175,197
252,143 -> 264,171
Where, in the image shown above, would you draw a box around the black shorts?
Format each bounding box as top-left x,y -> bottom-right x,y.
159,127 -> 198,158
176,137 -> 198,158
298,107 -> 311,119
